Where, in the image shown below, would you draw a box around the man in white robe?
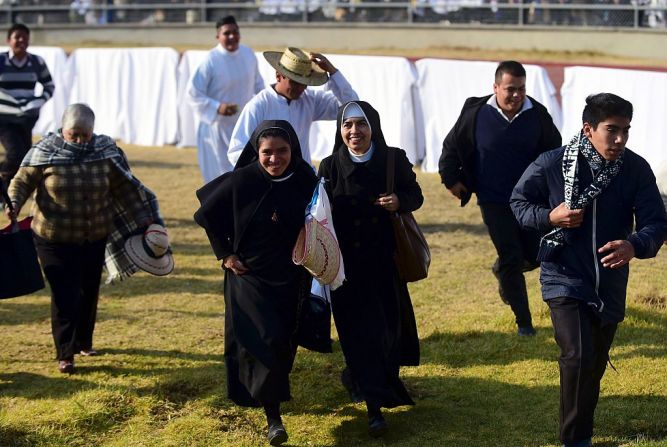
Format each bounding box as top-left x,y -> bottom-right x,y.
187,16 -> 264,182
228,47 -> 358,167
656,159 -> 667,211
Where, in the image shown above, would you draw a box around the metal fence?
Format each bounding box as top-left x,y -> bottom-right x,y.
1,0 -> 665,28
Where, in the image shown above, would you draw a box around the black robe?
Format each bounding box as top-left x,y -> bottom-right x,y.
318,101 -> 423,409
194,120 -> 317,407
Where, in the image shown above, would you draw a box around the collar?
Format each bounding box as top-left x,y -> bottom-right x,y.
215,43 -> 239,56
8,49 -> 28,67
336,141 -> 386,178
348,142 -> 375,163
486,95 -> 533,122
269,84 -> 295,105
268,171 -> 295,183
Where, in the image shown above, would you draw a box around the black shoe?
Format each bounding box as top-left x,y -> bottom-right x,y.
267,421 -> 288,446
563,438 -> 592,447
58,359 -> 75,374
368,414 -> 388,438
341,367 -> 364,403
517,325 -> 536,336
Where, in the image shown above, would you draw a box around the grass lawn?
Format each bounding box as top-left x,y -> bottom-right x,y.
1,144 -> 666,447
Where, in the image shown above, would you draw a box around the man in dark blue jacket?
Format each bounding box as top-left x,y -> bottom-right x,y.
439,60 -> 561,336
511,93 -> 667,447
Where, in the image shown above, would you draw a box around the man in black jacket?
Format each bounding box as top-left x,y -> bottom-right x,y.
511,93 -> 667,447
439,60 -> 561,336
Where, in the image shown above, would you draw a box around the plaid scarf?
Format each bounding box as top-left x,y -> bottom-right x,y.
537,130 -> 624,261
22,131 -> 120,166
23,132 -> 164,283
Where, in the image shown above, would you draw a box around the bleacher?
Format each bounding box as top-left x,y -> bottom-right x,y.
0,0 -> 665,28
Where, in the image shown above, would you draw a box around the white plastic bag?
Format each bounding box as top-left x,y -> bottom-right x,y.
308,178 -> 345,293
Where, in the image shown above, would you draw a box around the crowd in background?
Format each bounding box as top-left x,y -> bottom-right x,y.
0,0 -> 665,27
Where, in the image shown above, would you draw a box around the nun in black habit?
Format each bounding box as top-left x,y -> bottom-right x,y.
194,120 -> 317,446
318,101 -> 423,437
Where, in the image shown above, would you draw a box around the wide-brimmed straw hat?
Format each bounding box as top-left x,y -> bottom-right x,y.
124,224 -> 174,276
263,47 -> 329,86
292,218 -> 340,285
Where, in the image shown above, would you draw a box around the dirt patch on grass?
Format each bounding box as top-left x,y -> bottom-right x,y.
635,293 -> 667,311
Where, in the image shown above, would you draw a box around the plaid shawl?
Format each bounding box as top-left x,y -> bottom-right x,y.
22,131 -> 120,166
23,132 -> 164,283
537,130 -> 623,261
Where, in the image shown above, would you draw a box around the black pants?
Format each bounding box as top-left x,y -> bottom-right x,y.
0,116 -> 38,180
479,202 -> 538,328
548,297 -> 617,445
34,236 -> 107,361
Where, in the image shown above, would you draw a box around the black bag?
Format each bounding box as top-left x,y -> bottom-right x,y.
295,292 -> 333,353
0,179 -> 44,299
386,147 -> 431,282
0,217 -> 45,299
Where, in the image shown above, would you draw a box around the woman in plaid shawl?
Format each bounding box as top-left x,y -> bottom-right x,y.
4,103 -> 162,374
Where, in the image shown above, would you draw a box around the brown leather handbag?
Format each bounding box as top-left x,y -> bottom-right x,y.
386,148 -> 430,282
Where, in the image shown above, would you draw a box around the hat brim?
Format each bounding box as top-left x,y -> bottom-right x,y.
124,235 -> 174,276
292,219 -> 341,285
264,51 -> 329,87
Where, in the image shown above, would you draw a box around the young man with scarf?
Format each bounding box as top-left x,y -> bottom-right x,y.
510,93 -> 667,447
439,60 -> 562,336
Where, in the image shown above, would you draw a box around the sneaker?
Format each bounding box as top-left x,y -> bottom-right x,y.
564,438 -> 592,447
517,326 -> 537,336
58,359 -> 75,374
79,349 -> 99,356
267,421 -> 288,446
368,414 -> 388,438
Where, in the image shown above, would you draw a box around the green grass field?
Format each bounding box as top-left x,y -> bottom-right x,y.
1,144 -> 666,447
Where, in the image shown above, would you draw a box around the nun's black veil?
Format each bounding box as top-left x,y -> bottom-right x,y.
194,120 -> 316,259
332,100 -> 388,153
235,119 -> 304,175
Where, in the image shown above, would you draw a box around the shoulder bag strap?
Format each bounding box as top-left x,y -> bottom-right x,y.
1,178 -> 12,211
386,147 -> 396,194
1,178 -> 18,231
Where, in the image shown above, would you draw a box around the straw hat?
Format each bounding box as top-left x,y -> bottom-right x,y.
124,224 -> 174,276
292,218 -> 340,285
263,47 -> 329,86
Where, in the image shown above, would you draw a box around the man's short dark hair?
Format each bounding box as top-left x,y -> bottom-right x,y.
582,93 -> 633,128
216,15 -> 237,29
7,23 -> 30,40
495,61 -> 526,83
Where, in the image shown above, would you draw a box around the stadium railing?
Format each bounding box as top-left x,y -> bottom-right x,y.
1,0 -> 665,29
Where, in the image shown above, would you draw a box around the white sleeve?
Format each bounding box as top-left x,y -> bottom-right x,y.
187,60 -> 220,125
312,70 -> 359,121
656,161 -> 667,210
253,66 -> 265,94
228,102 -> 261,167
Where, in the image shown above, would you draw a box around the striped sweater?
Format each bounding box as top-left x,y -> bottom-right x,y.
0,51 -> 55,118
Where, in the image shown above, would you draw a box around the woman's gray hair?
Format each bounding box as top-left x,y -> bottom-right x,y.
61,103 -> 95,131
